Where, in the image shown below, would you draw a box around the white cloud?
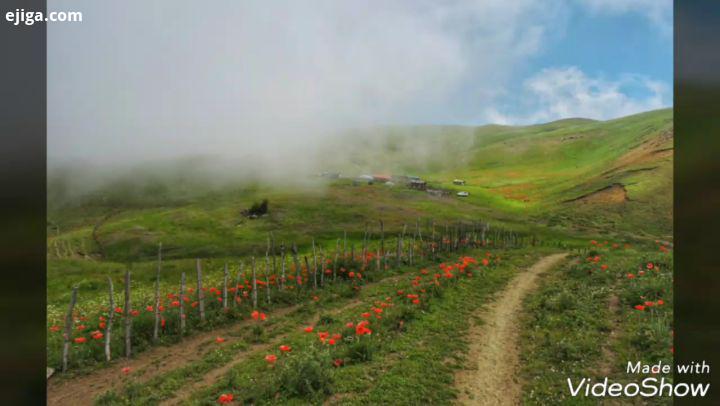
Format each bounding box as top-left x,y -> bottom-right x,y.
48,0 -> 565,167
575,0 -> 672,33
483,66 -> 670,124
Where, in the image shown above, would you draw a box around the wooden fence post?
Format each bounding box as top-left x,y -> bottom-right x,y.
379,219 -> 385,269
124,269 -> 132,358
396,235 -> 401,268
196,259 -> 205,322
280,244 -> 286,290
251,257 -> 258,309
223,262 -> 229,310
312,239 -> 318,290
62,286 -> 78,372
153,242 -> 162,342
104,277 -> 113,362
264,255 -> 271,304
233,261 -> 242,307
180,272 -> 186,334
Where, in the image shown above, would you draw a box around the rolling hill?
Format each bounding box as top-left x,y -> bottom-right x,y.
46,108 -> 672,300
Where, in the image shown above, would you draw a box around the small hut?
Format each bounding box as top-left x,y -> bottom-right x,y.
409,179 -> 427,190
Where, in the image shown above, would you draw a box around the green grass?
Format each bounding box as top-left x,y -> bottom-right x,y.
519,241 -> 673,405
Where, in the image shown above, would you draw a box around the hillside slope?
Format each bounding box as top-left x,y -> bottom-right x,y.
47,108 -> 672,268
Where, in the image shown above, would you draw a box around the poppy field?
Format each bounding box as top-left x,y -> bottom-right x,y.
520,240 -> 673,405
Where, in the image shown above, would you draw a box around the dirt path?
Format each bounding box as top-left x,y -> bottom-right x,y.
454,253 -> 568,405
598,293 -> 621,377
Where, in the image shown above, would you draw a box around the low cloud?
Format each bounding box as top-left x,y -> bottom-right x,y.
48,0 -> 563,172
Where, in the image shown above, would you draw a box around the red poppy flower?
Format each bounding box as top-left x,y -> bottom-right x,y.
91,330 -> 104,340
600,264 -> 608,271
217,393 -> 234,404
279,345 -> 291,353
146,305 -> 154,312
345,322 -> 354,328
657,299 -> 665,306
355,321 -> 372,336
644,301 -> 654,307
76,324 -> 86,331
265,354 -> 277,364
304,326 -> 314,333
131,310 -> 140,317
121,366 -> 131,374
215,337 -> 226,343
251,310 -> 260,320
328,338 -> 336,345
99,322 -> 107,329
361,312 -> 371,319
74,337 -> 87,344
348,272 -> 355,278
49,325 -> 60,332
313,296 -> 319,302
626,273 -> 636,279
646,262 -> 654,270
634,305 -> 646,311
333,358 -> 344,368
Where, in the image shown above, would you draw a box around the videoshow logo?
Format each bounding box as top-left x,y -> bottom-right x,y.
567,361 -> 710,398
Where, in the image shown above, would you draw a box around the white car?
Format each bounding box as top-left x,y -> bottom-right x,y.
457,191 -> 469,197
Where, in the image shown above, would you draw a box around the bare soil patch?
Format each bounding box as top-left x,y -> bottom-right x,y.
564,183 -> 629,205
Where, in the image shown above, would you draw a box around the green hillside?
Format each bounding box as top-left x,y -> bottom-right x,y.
47,108 -> 672,300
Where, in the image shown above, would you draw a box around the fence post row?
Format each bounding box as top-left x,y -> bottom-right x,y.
57,218 -> 542,371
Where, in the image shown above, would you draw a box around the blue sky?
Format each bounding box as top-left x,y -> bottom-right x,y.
48,1 -> 673,164
459,0 -> 673,124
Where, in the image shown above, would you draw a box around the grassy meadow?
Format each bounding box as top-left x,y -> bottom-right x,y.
47,108 -> 673,405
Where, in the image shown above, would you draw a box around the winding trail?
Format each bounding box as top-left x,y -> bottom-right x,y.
454,253 -> 568,405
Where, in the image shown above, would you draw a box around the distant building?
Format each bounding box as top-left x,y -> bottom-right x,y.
356,174 -> 374,184
320,171 -> 341,179
453,179 -> 466,185
409,179 -> 427,190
